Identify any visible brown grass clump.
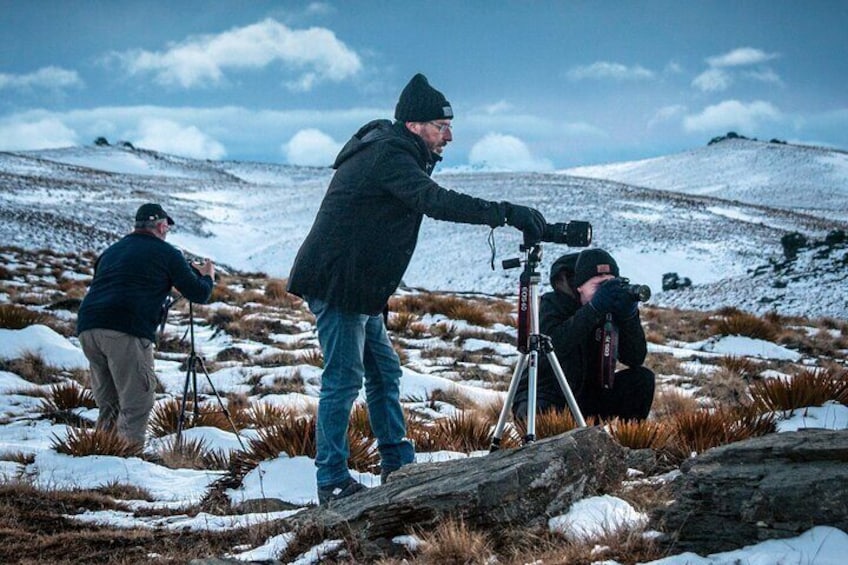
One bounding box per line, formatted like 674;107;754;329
608;418;673;450
639;306;712;343
650;388;701;419
432;411;493;453
750;367;848;414
241;412;378;474
349;403;372;438
148;398;244;438
0;303;46;329
263;278;292;304
415;517;494;564
243;402;299;428
0;351;63;384
712;309;779;341
514;408;580;440
695;366;751;407
94;480;154;501
300;348;324;368
665;406;776;464
248;370;305;396
40;382;96;414
154;437;231;470
52;426;143;457
428;386;478;410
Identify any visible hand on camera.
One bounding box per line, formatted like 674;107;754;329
196;259;215;281
504;203;546;244
590;278;636;317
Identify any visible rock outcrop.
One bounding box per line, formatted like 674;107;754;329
654;429;848;554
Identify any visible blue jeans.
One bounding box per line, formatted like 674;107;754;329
308;297;415;487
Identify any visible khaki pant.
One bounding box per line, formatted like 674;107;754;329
78;329;156;446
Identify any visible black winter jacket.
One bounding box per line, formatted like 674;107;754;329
77;232;213;341
287;120;507;315
514;288;647;412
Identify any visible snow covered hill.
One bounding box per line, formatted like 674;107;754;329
1;140;846;318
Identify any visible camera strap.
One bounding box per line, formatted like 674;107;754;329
596;314;619;390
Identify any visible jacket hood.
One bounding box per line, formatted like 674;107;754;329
333;120;441;170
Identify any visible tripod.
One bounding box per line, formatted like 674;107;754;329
491;243;587;450
175;301;245;450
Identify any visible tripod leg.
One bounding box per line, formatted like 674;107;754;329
195;356;247;451
490;353;528;451
546;351;588;428
525;351;539;443
176;355;194;445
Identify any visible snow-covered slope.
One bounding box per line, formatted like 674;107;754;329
564;138;848;222
1;141;846;318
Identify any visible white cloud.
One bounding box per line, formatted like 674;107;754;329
0;66;83;91
282;128;340;166
479;100;514;115
567;62;654;81
111;18;361;89
683;100;781;133
745;68;783;86
0;117;78;150
648;105;687;129
468;133;553;172
692;68;732;92
706;47;779;68
133;118;226;159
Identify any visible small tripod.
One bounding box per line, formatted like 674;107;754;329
175;301;245;450
491;243;587;450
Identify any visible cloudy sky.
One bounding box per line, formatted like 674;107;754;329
1;0;846;170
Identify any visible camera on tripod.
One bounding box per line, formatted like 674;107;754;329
619;277;652;302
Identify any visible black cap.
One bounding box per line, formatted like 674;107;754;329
573;248;619;289
135;203;174;226
394;73;454;122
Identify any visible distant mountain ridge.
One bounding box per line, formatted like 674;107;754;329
564;138;848;223
1;140;846;318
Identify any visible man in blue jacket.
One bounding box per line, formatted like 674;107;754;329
77;203;214;447
288;73;548;503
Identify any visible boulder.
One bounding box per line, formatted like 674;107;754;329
654;429;848;554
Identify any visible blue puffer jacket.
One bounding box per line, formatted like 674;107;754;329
77;232;213;341
287;120;507;315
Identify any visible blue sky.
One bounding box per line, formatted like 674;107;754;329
1;0;846;170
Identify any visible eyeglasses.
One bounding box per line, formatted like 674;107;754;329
427;121;452;133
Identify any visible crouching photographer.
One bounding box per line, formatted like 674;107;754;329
77;203;215;448
513;248;655;422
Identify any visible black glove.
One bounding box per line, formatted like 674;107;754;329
590;278;636;317
503;203;546;245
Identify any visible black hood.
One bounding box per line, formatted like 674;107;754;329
550;252;580;290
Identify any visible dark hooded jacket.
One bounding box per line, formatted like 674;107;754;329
287;120;506;315
514;262;647;415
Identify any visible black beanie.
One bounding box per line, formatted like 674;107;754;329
394;73;454;122
573;248;619;289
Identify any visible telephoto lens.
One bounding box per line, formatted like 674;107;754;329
542;221;592;247
620;278;651;302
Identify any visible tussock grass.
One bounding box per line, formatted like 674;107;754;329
248;370;305;396
665;406;776;464
415;517;494;564
390;292;513;328
0;450;34;466
608;418;673;450
432;411;493;452
148;398;246;438
514;408;580;440
428;387;478;410
0;303;46;329
651;388;701;419
0;351;63;384
750;367;848;413
52;426;143;457
695;366;752;407
639;306;713;343
712;308;779;341
40;382;96;412
95;480;154;501
240;412;378;474
300;348;324;368
243;402;299;428
154;437;232;470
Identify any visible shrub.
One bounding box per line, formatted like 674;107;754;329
52;427;142;457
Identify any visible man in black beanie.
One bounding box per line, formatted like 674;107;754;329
288;73;547;503
512;247;655;422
